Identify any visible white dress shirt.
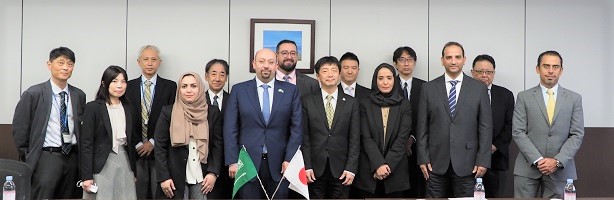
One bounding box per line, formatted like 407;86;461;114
207;89;224;111
44;81;76;147
256;78;275;114
444;73;464;104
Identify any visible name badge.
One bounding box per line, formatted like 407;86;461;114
62;132;72;144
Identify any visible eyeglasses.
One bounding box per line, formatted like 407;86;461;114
540;65;562;70
472;70;494;75
397;57;415;63
279;51;297;57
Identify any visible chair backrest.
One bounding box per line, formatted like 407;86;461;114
0;159;32;200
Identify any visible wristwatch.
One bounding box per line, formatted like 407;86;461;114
555;159;563;168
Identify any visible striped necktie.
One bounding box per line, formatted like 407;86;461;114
59;91;71;155
448;80;459;118
141;80;152;140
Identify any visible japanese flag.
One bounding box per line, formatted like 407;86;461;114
283;149;309;200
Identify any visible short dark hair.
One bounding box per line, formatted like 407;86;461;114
472;54;496;69
96;65;128;105
339;52;360;65
276;39;297;53
537;50;563;68
393;46;417;63
205;59;230;75
441;41;465;57
314;56;340;74
49;47;76;63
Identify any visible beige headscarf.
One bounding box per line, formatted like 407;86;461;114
170;72;209;163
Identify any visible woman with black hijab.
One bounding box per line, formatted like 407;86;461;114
353;63;412;197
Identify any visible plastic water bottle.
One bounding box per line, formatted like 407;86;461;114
3;176;16;200
474;177;485;200
564;179;576;200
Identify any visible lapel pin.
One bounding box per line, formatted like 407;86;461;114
278;88;284;93
342;97;346;101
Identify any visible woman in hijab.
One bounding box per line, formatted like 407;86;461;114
353;63;412;198
80;65;138;199
154;72;223;199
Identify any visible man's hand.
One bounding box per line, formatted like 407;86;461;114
537;158;558;175
406;137;415;156
375;164;391;180
473;166;487;178
491;145;497;154
137;140;154;157
281;161;290;173
82;179;95;193
228;164;238;178
339;170;355;186
160;179;176;198
419;163;432;180
305;169;316;183
201;173;217;194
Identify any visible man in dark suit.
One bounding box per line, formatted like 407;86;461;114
12;47;86;199
224;48;303;199
393;46;427;198
470;54;514;198
203;59;231;199
302;56;360;198
338;52;370;100
416;42;492;198
274;39;319;97
126;45;177;199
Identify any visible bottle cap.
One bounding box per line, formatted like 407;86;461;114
476;178;483;183
567;179;573;183
5;176;12;181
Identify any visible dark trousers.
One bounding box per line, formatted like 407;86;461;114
207;161;232;199
238;155;289;199
483;168;507;198
136;157;158;199
354;182;405;198
406;153;426;198
426;163;474;198
308;160;349;199
31;148;80;200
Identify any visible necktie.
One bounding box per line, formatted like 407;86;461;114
546;89;555;125
213;95;220;111
141;80;152;140
325;95;334;129
262;84;270;125
59;91;71;155
448;80;459;118
283;75;290;82
403;82;409;99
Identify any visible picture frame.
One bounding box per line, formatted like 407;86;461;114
250;18;316;74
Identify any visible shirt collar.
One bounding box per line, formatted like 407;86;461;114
321;88;339;102
276;69;296;81
340;81;357;90
141;74;158;85
399;76;413;86
444;73;464;83
207;89;222;99
50;80;70;95
255;77;274;88
540;83;559;95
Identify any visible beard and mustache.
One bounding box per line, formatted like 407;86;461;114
279;58;297;72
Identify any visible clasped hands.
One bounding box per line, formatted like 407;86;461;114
537;157;558;175
419;163;487;180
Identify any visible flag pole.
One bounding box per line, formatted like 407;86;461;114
270;176;285;200
242;145;271;200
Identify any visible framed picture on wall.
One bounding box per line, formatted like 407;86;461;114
250;18;316;74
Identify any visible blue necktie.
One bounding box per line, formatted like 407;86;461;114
448;80;459;118
59;91;71;155
262;84;270;125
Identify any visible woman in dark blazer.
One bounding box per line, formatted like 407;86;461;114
154;72;223;199
80;65;138;199
353;63;412;197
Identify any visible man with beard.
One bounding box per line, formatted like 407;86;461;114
275;39;320;97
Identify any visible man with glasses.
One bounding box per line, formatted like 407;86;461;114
275;39;319;97
512;51;584;198
471;54;514;198
393;46;426;198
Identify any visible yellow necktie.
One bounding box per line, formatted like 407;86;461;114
546;89;555;125
325;95;334;129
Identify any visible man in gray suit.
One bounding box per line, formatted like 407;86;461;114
416;42;492;198
12;47;86;199
274;39;319;97
512;50;584;198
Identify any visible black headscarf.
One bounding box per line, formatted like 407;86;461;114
369;63;404;107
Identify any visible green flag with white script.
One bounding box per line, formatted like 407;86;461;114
232;147;257;199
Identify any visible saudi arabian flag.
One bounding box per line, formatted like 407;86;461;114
232;147;258;199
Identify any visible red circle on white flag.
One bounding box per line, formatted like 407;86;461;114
298;167;307;185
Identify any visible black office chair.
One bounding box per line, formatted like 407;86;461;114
0;159;31;200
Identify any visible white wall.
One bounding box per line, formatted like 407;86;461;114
2;1;613;127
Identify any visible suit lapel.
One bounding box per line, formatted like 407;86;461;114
553;86;568;124
312;93;329;131
453;75;471;121
269;80;286;121
531;86;550;125
99;101;113;139
150;76;164;121
384;104;399;150
122;103;132;141
68;85;80;134
246;79;266;126
42;81;54;137
370;104;385;150
331;92;347;131
434;77;452;120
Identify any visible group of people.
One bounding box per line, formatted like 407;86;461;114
11;39;584;200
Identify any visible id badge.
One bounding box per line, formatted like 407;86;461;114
62;132;72;144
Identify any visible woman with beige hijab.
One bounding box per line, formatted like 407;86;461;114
154;72;223;199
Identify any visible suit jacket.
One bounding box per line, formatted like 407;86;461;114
12;80;86;170
126;75;176;154
512;85;584;181
397;77;426;149
490;84;515;170
337;83;370;100
154;105;223;199
354;98;412;194
205;90;229;113
224;79;303;181
296;71;320;97
416;74;492;176
301;90;360;178
80;100;138;180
